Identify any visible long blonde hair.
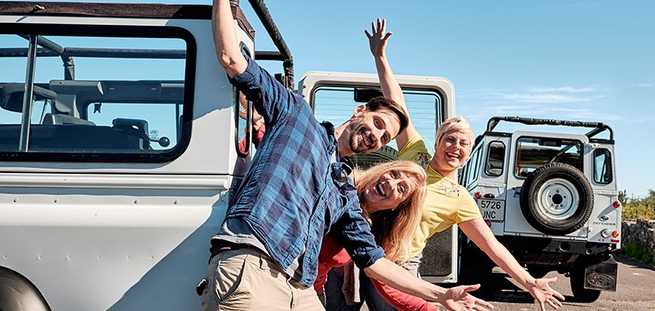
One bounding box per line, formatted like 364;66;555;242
354;160;426;262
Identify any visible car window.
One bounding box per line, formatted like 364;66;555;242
313;86;441;168
485;141;505;177
593;148;613;184
515;137;583;178
0;26;192;162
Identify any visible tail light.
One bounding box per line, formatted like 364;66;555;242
611;230;620;238
474;192;482;200
612;201;621;209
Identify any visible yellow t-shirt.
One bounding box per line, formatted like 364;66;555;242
398;133;482;260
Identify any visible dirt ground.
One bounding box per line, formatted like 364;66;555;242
471;255;655;311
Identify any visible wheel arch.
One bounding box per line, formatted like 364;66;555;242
0;266;51;311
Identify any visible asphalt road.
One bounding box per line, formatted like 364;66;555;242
472;255;655;311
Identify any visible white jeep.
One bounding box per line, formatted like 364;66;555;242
0;1;458;310
459;116;620;302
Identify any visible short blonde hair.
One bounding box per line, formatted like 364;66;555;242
355;160;426;262
436;116;474;145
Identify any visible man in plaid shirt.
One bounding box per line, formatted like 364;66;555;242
202;1;494;311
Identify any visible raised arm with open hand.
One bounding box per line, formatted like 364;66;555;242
365;18;392;58
365;18;417;150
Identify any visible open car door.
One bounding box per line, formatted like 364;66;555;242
299;71;459;283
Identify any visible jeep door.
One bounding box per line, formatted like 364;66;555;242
587;141;621;246
0;4;251;310
299;72;459;282
505;131;590;238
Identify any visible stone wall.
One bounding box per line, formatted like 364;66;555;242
621;220;655;260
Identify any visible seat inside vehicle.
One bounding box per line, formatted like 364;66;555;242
42;113;95;126
0;123;150;153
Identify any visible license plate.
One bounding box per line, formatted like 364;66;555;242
479;199;505;222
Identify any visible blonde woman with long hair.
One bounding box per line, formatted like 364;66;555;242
363;18;566;311
314;160;429;308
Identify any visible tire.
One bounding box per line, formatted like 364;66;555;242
520;162;593;235
570;266;602;303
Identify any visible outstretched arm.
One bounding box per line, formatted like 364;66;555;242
460;218;565;310
334;203;492;311
212;0;247;78
366;18;418;150
371;278;438;311
364;258;493;311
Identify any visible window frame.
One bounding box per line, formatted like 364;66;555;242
311;84;443;146
465;144;483;189
592;148;613;185
513;136;584;179
484;140;506;177
0;23;196;163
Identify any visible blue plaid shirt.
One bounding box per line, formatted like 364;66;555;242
215;57;384;286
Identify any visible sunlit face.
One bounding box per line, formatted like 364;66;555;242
345;108;401;154
362;169;419;213
434;130;473;173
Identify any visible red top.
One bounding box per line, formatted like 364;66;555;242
315;235;437;311
238;123;266;153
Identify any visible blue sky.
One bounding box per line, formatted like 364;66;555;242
8;0;655;197
247;0;655;198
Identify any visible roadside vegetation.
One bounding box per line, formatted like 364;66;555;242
622;242;655;265
620;190;655;221
618;190;655;266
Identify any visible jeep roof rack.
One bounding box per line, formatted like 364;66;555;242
0;0;294;87
485;116;614;141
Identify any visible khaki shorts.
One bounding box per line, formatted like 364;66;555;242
200;248;324;311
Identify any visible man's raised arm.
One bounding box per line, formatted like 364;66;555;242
212;0;298;126
366;18;418;151
212;0;247;78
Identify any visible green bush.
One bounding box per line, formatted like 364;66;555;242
623;203;655;220
622;242;655;266
620;189;655;221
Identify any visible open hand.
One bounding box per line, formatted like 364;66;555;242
526;277;565;310
365;18;392;58
441;284;494;311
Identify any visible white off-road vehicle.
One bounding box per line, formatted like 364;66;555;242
0;1;458;310
459;116;620;302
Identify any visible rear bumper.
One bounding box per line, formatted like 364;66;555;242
498;236;614;265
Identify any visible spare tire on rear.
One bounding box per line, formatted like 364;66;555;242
520;162;593;235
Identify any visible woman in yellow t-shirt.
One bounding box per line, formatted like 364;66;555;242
363;18;565;311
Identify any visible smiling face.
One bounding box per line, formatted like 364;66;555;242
345;107;401;154
362;169;419;213
433;130;473;174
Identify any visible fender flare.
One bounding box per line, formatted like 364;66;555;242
0;266;50;311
